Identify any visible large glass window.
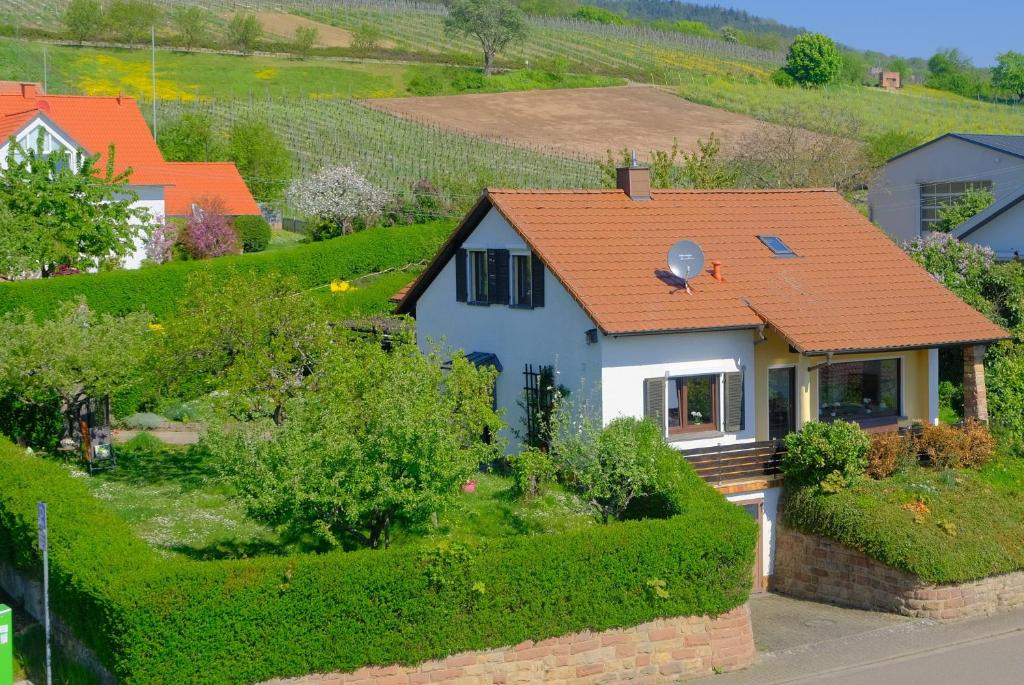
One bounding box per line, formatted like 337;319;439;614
920;180;992;233
469;250;488;303
667;375;719;434
819;359;901;423
511;253;532;306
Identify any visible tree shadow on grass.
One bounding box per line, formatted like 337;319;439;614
99;441;219;492
170;537;290;561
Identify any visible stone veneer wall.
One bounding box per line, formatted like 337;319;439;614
264;606;755;685
772;527;1024;620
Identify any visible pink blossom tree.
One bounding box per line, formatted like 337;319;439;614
181;198;240;259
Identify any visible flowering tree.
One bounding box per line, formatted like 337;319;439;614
180;199;239;259
287;166;390;236
144;219;178;265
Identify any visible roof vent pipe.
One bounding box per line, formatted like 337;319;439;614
616;151;651;202
711;260;723;281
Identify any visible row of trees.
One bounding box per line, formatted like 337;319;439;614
63;0;316;55
926;48;1024;101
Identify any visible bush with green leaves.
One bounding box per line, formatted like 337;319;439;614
226;12;262;53
783;33;842;86
932;188;994;233
0;435;755;682
508;447;556;497
781;420;871;486
62;0;104;42
233;215;271;253
552;416;665;522
0;220;453;321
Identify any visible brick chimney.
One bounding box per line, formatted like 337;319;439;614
20;83;39;98
963;344;989;421
616;150;651;201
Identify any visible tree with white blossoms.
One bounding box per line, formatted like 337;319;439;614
287;165;390;237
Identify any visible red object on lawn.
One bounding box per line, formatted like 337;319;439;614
461;480;477;493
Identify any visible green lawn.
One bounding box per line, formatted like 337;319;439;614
783;453;1024;583
307;267;420;319
85;435;595;559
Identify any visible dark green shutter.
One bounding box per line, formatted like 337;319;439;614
455;249;467;302
724;371;744;432
643;377;666;435
531;252;545;307
490;249;509;305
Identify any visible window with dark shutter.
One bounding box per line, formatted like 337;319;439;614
724;371;744;432
455;249;467;302
531;252;545;307
489;249;509;305
643;377;666;436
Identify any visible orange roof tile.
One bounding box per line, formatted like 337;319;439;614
400;188;1008;354
0;93;164;177
156;162;260;216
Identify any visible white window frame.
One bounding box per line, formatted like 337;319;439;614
467;249;488;304
509;250;532;307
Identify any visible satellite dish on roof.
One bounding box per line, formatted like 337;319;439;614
667;240;705;281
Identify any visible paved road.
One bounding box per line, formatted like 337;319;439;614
705;594;1024;685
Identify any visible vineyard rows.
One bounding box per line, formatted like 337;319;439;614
154;95;604;205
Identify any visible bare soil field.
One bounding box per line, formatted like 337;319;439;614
255;12;396;49
369;85;776;160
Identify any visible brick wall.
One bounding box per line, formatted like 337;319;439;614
262;606;755;685
772;527;1024;620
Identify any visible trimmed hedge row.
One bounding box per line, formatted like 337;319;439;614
0;221;454;321
0;437;756;684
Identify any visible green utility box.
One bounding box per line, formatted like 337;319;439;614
0;603;11;685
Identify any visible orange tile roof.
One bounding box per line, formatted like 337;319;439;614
0;93;164;177
0;93;258;216
400;188;1009;354
157;162;261;217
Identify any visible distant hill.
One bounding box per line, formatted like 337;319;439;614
588;0;806;38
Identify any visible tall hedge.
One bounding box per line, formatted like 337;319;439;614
0;221;454;321
0;437;756;684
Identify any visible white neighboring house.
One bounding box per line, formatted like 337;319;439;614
869;132;1024;259
398;166;1007;590
0;82;259;272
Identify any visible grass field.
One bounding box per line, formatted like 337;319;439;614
83;435;594;559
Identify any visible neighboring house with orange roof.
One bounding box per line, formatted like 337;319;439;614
398;164;1008;588
0;82;259;269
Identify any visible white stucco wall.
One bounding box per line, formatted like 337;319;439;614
960;201;1024;260
120;186;164;270
869;136;1024;244
414;208;602;450
727;487;782;576
0;118;81;170
599;329;757;450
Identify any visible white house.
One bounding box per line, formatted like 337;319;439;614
869;133;1024;259
398;166;1007;590
0;82;259;270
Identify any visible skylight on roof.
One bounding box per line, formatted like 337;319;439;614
758;235;796;257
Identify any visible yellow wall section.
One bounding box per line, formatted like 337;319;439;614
754;327;933;440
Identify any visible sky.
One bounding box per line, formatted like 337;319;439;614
700;1;1023;66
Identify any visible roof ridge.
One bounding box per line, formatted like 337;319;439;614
487;187;839;195
0;93;140;101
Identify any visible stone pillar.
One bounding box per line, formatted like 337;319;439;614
963;344;988;422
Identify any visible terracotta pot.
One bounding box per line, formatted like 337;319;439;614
461;479;477;493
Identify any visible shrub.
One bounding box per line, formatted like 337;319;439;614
119;412;165;430
866;432;917;479
919;420;996;469
234;215;271;253
144;220;178;265
784;33;842;86
552;417;664;522
770;67;797;88
0;436;755;683
782;420;871;486
181;206;239;259
508;448;556;497
0;220;454;321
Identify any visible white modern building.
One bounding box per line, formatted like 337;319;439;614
869;132;1024;259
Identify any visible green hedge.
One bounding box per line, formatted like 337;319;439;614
0;221;453;321
0;437;755;684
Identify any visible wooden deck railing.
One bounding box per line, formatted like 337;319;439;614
680;440;785;486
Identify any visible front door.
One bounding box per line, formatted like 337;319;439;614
741;501;764;593
768;366;796;441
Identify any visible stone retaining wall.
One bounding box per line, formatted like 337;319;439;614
264;606;755;685
772;527;1024;620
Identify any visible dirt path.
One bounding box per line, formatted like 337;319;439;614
255;12;396;50
369;84;778;160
